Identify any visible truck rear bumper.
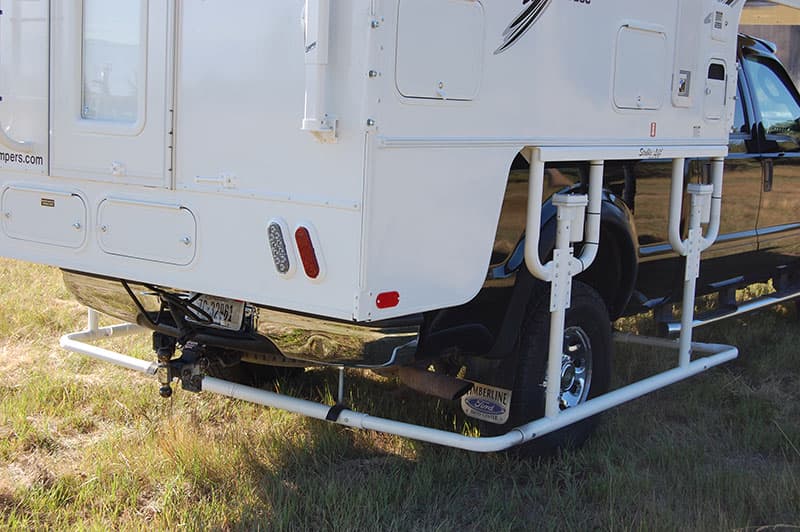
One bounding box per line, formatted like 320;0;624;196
61;270;420;368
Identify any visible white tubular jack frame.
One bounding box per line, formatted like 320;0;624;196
524;148;735;426
59;147;738;453
60;309;155;374
59;315;736;452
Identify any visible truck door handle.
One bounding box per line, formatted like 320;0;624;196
763;159;774;193
0;123;35;153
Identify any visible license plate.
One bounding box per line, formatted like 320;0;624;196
187;294;245;331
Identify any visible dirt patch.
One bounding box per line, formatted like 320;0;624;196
2;453;56;492
0;342;35;382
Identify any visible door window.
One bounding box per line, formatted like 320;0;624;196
81;0;143;123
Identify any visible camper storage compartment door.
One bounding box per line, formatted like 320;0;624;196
97;198;196;266
613;24;668;111
49;0;173;187
1;186;87;248
0;0;49;175
395;0;484;101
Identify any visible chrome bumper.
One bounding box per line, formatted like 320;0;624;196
61;271;420;368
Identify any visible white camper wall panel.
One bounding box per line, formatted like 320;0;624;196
0;0;49;175
672;0;705;108
354;0;744;320
175;0;366;203
357;144;514;321
371;0;739;142
0;1;369;321
0;181;364;320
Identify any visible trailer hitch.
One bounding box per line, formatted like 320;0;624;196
152;333;211;397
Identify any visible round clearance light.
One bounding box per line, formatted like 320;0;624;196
295;226;321;279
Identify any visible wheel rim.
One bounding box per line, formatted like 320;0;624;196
559;326;593;410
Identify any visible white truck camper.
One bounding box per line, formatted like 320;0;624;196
2;0;791;454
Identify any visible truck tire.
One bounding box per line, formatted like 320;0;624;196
483;280;612;456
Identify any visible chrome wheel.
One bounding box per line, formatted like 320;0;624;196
480;280;611;455
559;326;593;410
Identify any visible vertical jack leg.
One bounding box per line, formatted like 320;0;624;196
153;333;177;398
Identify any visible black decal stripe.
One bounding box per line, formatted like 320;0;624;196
496;0;553;54
502;0;549;38
506;0;537;32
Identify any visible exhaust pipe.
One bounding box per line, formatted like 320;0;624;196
397;366;473;401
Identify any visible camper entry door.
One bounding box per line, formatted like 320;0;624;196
0;0;49;176
50;0;174;188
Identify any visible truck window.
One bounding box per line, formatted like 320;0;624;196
81;0;143;123
742;55;800;137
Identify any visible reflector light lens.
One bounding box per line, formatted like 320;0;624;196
295;227;320;279
376;291;400;309
267;222;291;275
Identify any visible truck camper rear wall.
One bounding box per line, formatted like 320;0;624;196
0;0;744;322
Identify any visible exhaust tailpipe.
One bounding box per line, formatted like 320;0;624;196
397;366;473;401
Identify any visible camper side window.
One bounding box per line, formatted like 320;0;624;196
81;0;143;123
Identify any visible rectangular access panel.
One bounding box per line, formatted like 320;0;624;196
50;0;173;188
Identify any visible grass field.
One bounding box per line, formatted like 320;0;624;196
1;257;799;530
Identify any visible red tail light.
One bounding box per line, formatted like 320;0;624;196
295;227;320;279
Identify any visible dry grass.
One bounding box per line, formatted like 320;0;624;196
0;257;799;530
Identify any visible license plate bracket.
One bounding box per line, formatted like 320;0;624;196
186;294;245;331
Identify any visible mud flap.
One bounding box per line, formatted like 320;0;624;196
460;382;512;425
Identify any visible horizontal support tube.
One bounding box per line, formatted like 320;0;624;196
204;343;736;452
60;324;156;375
515;345;738;442
664;290;800;335
202;376;525;452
